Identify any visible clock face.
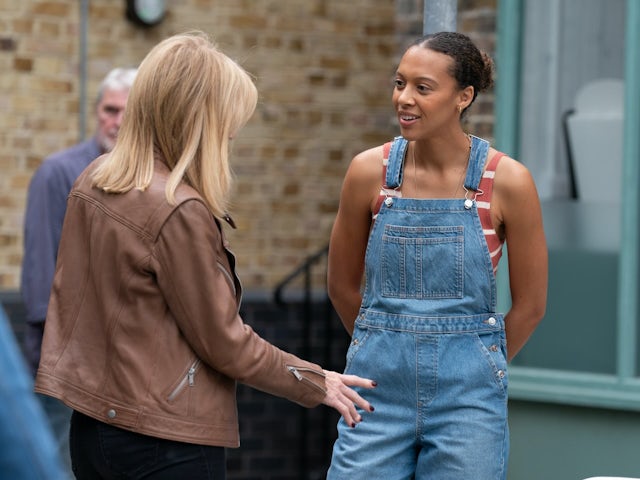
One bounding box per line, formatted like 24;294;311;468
127;0;166;27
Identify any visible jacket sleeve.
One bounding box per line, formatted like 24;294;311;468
151;199;327;408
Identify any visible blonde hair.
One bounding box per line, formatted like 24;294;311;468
92;31;258;217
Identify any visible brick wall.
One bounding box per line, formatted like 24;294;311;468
0;0;398;292
0;0;496;295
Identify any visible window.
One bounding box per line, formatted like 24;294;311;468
496;0;640;410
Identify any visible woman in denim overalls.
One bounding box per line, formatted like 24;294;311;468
327;32;548;479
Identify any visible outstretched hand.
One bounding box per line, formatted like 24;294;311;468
321;370;376;427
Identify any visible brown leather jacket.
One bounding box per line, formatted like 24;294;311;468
35;158;327;447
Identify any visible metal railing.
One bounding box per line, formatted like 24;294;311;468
273;244;344;479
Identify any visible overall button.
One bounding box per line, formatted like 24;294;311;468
489;344;499;352
384;197;393;207
497;370;505;379
486;317;496;326
107;409;117;419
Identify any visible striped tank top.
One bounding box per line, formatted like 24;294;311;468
373;141;505;274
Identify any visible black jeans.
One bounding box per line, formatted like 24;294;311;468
70;411;226;479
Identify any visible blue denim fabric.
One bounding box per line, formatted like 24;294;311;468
0;305;65;479
70;411;226;479
327;136;509;480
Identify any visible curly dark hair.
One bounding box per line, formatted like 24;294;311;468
409;31;494;112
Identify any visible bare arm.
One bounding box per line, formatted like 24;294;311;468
328;147;382;335
493;156;548;361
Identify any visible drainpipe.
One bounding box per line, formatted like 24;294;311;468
79;0;89;141
423;0;457;34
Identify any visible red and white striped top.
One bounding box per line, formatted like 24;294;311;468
476;152;505;274
373;142;505;275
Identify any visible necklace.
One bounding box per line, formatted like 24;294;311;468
411;134;472;198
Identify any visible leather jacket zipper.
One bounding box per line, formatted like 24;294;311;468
286;366;327;395
167;359;201;402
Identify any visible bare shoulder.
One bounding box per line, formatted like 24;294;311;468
486;148;542;233
491;149;538;199
347;145;385;181
341;144;386;197
336;144;387;218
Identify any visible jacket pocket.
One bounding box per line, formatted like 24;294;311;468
167;359;201;403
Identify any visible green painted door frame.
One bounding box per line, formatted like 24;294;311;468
618;0;640;379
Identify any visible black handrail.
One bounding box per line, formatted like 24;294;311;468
562;108;579;200
273;244;329;306
272;244;335;479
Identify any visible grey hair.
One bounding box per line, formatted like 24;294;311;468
96;67;138;103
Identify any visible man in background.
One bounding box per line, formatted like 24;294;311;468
21;67;137;476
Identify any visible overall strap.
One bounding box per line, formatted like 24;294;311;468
385;136;409;189
463;135;491;191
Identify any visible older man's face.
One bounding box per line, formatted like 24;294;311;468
96;88;130;152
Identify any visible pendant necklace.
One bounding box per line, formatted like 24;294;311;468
411;134;472;199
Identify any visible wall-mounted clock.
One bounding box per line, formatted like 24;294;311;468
126;0;166;28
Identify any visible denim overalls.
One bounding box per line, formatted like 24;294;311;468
327;136;509;480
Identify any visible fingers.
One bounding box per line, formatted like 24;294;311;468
343;384;375;414
321;370;377;428
337;373;378;389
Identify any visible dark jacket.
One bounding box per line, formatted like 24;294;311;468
21;138;101;373
35;157;326;447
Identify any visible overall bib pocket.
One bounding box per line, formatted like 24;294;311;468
381;224;464;299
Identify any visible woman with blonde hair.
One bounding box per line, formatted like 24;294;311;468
35;32;375;479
